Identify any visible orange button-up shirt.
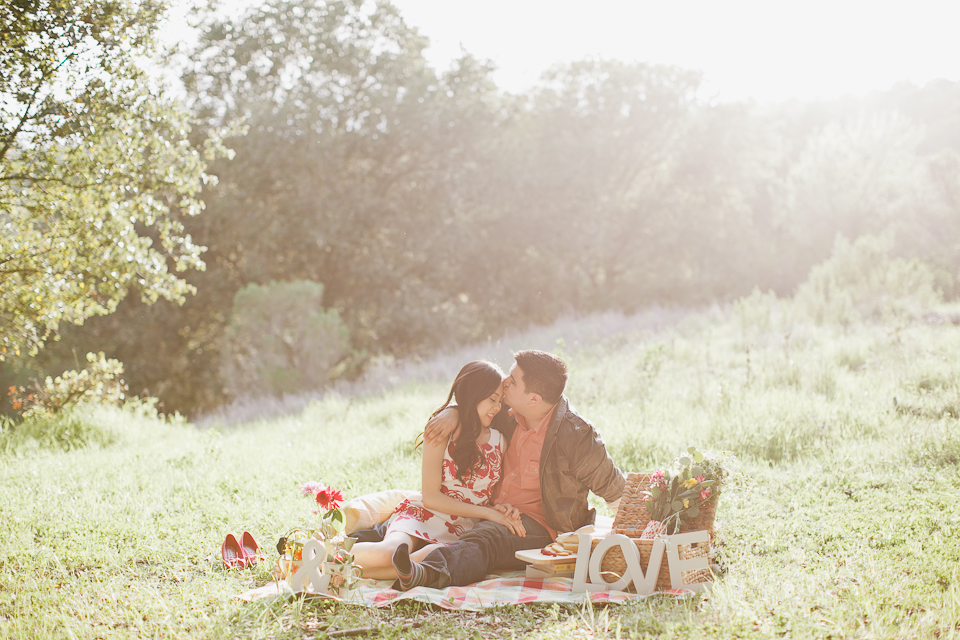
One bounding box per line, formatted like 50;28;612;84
495;407;557;539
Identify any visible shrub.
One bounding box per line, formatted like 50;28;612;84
0;408;116;452
793;234;945;325
733;287;784;335
220;280;351;398
7;352;126;418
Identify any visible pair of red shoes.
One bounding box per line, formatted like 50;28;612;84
222;531;263;569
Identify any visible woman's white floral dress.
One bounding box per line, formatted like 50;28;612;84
386;429;504;544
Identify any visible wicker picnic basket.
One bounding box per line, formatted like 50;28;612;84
591;471;718;588
611;472;719;540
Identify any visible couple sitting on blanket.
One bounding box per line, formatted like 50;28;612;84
351;349;625;590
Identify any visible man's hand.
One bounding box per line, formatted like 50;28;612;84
489;504;526;537
424;407;459;446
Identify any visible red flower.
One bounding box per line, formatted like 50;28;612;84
315;485;344;511
700;488;711;501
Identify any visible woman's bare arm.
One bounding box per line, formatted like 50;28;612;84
421;435;525;536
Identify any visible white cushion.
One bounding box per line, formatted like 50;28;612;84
343;489;418;534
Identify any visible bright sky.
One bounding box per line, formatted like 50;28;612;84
163;0;960;103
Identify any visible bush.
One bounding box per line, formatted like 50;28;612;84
0;407;117;452
793;234;945;325
6;352;126;418
220;280;351;398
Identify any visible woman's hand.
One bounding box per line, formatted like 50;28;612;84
424;407;459;447
486;505;526;537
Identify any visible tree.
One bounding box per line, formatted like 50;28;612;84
509;59;704;311
184;0;505;353
0;0;225;359
220;281;350;398
778;113;930;277
11;0;515;415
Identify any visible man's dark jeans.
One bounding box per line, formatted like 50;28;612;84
351;521;390;544
418;515;554;588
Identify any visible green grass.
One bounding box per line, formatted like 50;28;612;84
2;301;960;639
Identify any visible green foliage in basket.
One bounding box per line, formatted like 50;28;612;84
642;446;726;533
673;447;739;489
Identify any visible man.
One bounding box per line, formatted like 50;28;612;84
391;349;625;590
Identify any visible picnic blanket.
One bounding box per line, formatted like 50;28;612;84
239;571;694;611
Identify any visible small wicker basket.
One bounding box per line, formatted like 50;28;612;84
611;472;719;540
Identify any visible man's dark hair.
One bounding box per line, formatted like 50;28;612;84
514;350;567;405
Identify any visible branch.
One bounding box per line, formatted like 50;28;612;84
0;82;45;166
0;46;86;165
0;173;101;190
0;267;45;276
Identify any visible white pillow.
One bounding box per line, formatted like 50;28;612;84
343;489;419;534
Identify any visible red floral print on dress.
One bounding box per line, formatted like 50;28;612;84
384;430;505;545
396;503;432;522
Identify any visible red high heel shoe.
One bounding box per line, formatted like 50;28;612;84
222;533;246;569
240;531;263;566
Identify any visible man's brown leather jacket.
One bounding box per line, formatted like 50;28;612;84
495;396;625;534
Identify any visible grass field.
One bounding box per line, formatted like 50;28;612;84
2;290;960;639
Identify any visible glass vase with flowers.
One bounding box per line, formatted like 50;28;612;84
276;482;362;595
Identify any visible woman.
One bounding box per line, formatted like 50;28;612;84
351;360;524;580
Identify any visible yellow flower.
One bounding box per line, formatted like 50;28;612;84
683;478;697;489
683;499;689;509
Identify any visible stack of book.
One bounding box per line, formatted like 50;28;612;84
515;530;585;578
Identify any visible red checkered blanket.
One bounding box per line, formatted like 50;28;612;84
239;572;693;611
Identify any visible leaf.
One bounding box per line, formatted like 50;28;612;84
686;506;700;517
671;500;683;512
693;451;704;463
678;456;691;467
687;446;697;454
650;487;661;498
691;466;704;477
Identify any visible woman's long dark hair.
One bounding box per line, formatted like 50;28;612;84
426;360;504;482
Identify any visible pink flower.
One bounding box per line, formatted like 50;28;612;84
315;485;344;511
695;476;705;484
300;481;324;497
700;488;711;501
650;470;668;488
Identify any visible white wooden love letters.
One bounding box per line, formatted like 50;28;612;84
287;538;331;594
571;530;712;594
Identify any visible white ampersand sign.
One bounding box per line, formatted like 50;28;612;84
288;539;330;594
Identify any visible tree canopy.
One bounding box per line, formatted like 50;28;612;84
0;0;223;359
4;0;960;417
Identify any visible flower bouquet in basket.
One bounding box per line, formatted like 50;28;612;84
639;446;729;538
276;482;363;596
